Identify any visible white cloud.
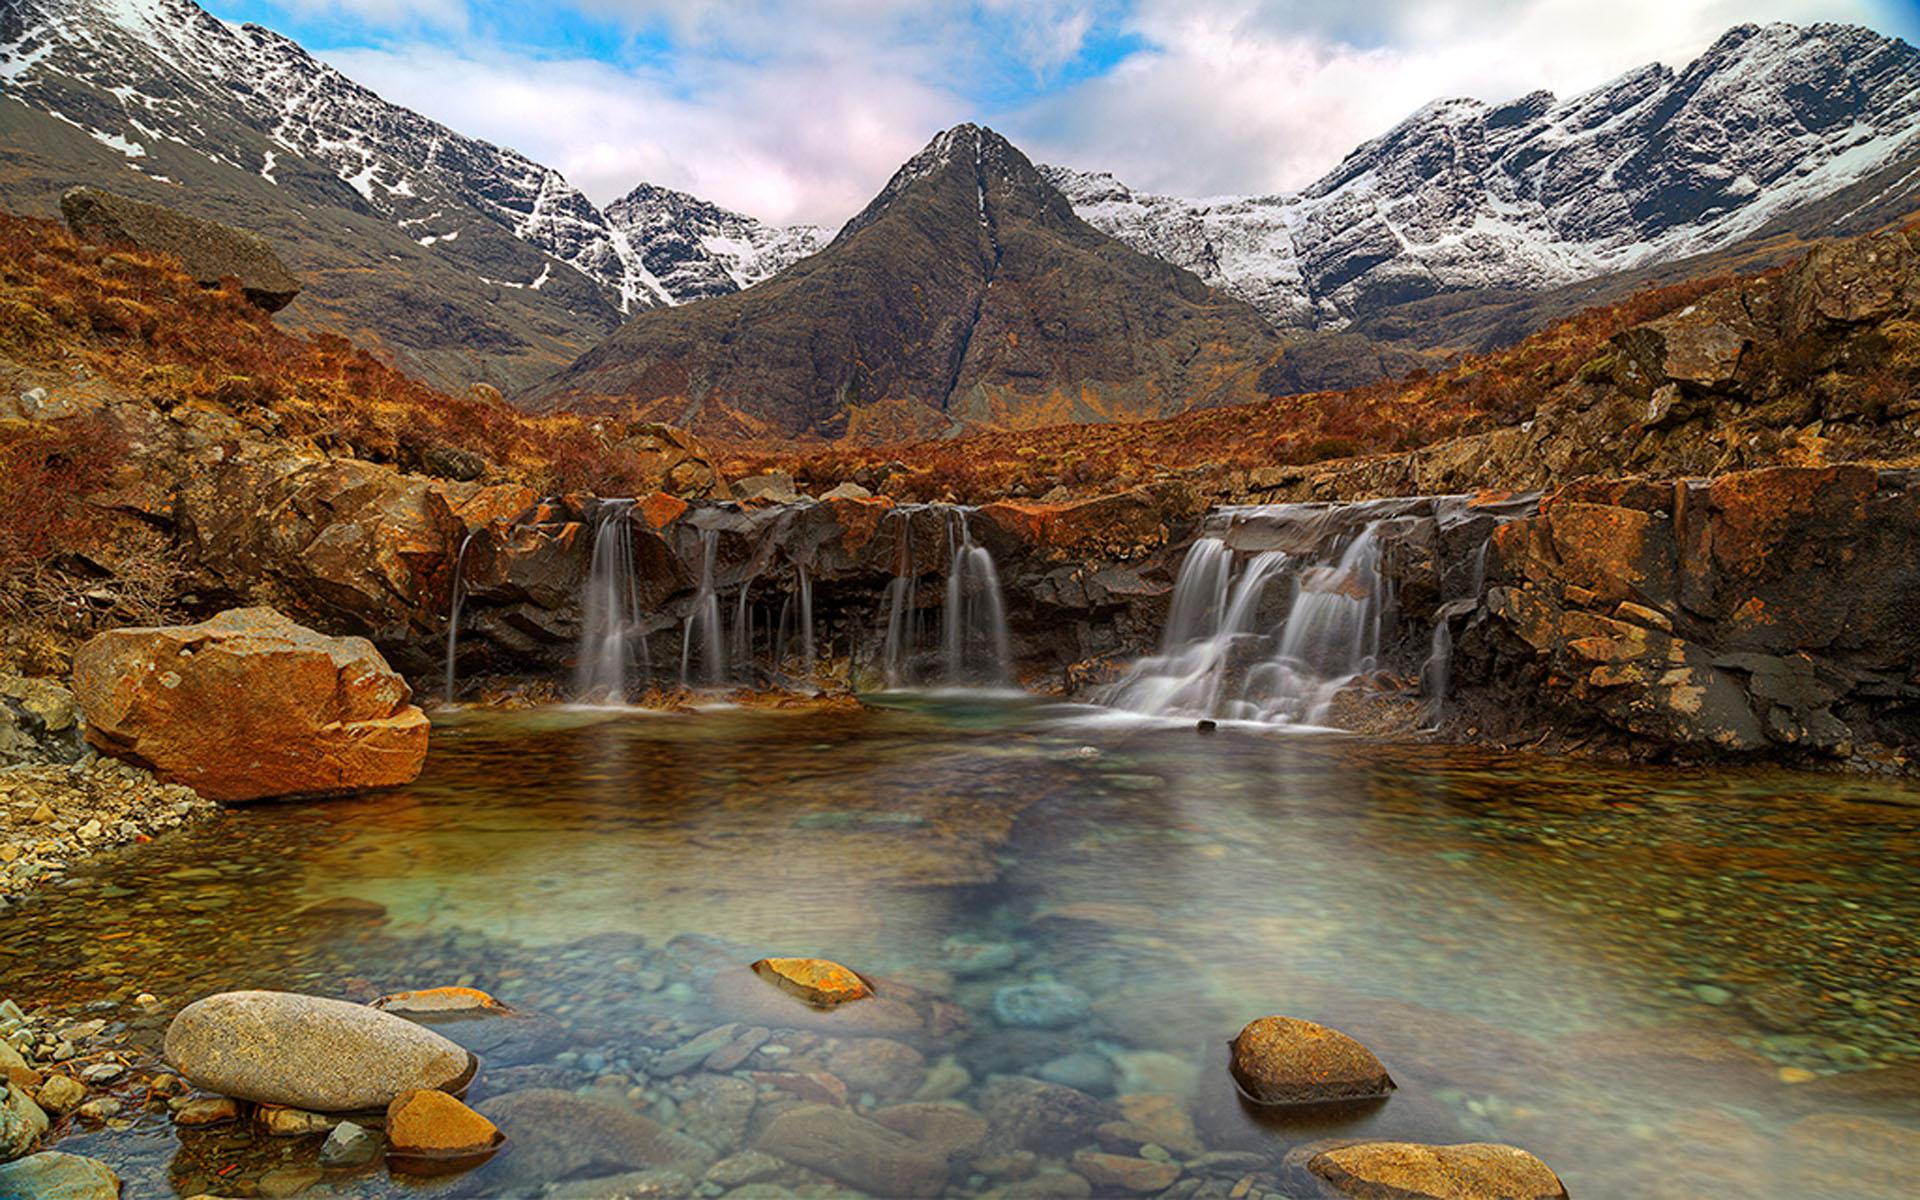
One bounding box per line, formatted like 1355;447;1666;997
1005;0;1897;197
285;0;1908;225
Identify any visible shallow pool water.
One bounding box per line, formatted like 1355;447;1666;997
7;697;1920;1197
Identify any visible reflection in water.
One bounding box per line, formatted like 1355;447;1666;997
9;699;1919;1198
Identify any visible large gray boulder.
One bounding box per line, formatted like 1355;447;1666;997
163;991;474;1111
0;1151;120;1199
60;186;302;312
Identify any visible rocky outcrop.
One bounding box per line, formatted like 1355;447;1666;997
163;990;474;1112
1456;465;1920;768
72;608;429;801
59;187;302;312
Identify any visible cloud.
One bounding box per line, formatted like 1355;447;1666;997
241;0;1912;226
1005;0;1899;197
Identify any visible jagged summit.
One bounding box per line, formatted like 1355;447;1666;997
526;123;1281;440
1048;21;1920;331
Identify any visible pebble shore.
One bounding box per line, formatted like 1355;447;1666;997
0;754;217;900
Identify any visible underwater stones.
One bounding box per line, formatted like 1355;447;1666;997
374;987;569;1067
544;1167;696;1198
872;1102;990;1157
750;957;872;1008
72;608;429;802
993;982;1092;1029
1229;1017;1395;1106
0;1151;120;1200
977;1076;1112;1155
1070;1149;1182;1193
710;966;924;1037
371;986;504;1015
822;1037;927;1098
319;1121;381;1168
171;1096;240;1126
385;1088;503;1172
474;1089;712;1188
163;990;474;1111
756;1104;948;1197
941;936;1023;977
1295;1141;1568;1200
0;1081;48;1160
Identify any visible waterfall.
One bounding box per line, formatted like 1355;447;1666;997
879;510;921;687
941;510;1012;685
1104;495;1529;727
576;501;649;703
796;564;815;675
731;567;761;678
681;527;725;688
441;529;479;704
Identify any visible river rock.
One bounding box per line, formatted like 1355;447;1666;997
0;1081;48;1160
977;1076;1111;1155
992;982;1092;1029
1229;1016;1395;1106
163;990;474;1111
750;957;873;1007
35;1074;86;1116
319;1121;381;1168
72;608;429;801
60;186;303;311
1297;1141;1568;1199
474;1088;712;1188
386;1088;502;1170
872;1101;990;1157
0;1151;120;1199
1071;1149;1182;1193
544;1168;695;1199
756;1104;948;1197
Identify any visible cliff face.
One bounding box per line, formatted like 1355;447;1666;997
522;126;1282;441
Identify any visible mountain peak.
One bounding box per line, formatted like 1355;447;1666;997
837;122;1052;242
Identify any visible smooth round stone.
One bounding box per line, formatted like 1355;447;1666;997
992;982;1092;1029
0;1152;120;1200
750;957;873;1008
1303;1141;1569;1199
386;1089;503;1172
163;990;475;1112
1228;1016;1395;1106
1036;1050;1115;1094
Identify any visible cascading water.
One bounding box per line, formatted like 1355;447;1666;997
879;509;922;687
442;529;478;703
941;510;1012;685
681;527;725;688
575;501;650;703
1104;495;1529;727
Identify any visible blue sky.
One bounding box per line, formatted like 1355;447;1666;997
199;1;1920;225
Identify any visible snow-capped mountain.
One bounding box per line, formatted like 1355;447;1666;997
0;0;822;316
1047;23;1920;330
605;184;826;307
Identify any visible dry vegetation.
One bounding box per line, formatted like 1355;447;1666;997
722;270;1756;502
0;211;652;494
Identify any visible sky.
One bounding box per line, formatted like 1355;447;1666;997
200;0;1920;228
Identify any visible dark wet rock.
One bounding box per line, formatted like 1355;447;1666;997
171;1095;241;1126
0;1151;120;1199
976;1076;1112;1155
60;186;303;312
475;1088;713;1188
1228;1016;1395;1106
163;990;473;1111
389;1006;571;1068
1288;1141;1568;1200
0;676;82;766
318;1121;381;1168
755;1103;948;1197
73;608;429;801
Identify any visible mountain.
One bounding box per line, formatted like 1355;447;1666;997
522;124;1283;441
0;0;822;389
1045;23;1920;336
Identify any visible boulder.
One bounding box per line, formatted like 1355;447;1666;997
1228;1016;1395;1106
385;1088;503;1171
72;608;429;801
163;990;474;1111
0;1082;48;1161
733;472;798;503
750;957;873;1008
0;1152;120;1199
755;1104;948;1197
1296;1141;1568;1199
474;1089;711;1188
60;186;302;312
613;422;730;500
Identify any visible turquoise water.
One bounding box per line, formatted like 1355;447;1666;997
7;697;1919;1197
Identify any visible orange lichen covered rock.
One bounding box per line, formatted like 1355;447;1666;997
1228;1016;1395;1106
386;1088;503;1171
370;987;505;1016
72;607;428;802
1302;1141;1568;1200
751;957;873;1008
